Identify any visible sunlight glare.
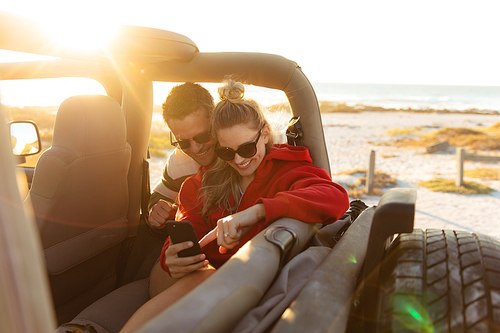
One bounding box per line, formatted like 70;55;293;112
282;308;296;322
42;18;118;53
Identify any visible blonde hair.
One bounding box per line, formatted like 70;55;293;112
200;79;273;221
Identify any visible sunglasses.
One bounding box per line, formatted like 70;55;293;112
215;129;262;161
170;129;212;150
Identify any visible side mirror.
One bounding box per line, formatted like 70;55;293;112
9;121;42;157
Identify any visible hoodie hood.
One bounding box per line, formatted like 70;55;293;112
265;144;313;163
254;144;314;182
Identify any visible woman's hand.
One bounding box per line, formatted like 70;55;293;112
198;204;266;254
163;237;208;279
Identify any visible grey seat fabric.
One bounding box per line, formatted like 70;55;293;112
56;279;150;333
27;95;131;323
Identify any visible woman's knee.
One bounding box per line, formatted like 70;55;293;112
149;262;179;298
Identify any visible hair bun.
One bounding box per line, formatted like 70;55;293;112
218;79;245;102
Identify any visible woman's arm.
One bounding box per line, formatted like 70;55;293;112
257;164;349;224
159;176;211;276
198;203;266;254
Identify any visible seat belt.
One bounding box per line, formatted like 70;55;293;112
286;116;303;146
116;158;151;286
141;158;151;221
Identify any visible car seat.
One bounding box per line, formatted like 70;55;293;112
26;95;132;324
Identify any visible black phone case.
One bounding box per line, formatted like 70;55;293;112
166;221;202;257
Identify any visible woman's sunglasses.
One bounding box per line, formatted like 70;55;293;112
215;129;262;161
170;129;212;150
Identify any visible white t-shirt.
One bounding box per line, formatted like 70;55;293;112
150;148;200;206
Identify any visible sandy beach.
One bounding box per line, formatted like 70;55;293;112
324;111;500;240
150;111;500;241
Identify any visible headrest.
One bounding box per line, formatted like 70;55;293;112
52;95;127;156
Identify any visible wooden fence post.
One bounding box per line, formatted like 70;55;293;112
456;147;465;187
366;150;376;195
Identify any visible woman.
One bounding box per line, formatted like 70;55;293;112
120;80;349;332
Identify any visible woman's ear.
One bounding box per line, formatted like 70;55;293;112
262;124;271;144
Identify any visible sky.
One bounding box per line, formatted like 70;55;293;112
1;0;500;106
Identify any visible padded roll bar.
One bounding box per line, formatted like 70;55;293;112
138;218;320;333
271;188;416;333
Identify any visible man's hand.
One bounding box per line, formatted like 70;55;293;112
163;238;208;279
148;200;178;229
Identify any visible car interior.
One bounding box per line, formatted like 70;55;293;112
1;10;419;333
27;95;131;322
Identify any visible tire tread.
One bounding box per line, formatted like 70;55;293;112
374;229;500;332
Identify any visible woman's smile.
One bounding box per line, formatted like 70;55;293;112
217;123;270;183
236;160;251;169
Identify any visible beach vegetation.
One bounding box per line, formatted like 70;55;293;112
4;105;57;144
485;122;500;133
380;154;398;158
4;105;56;167
51;101;496;118
418;178;494;195
334;169;397;198
335;169;367;175
464;168;499;180
319;102;362;113
267;103;290;113
316;102;499;115
388;125;500;151
149;129;174;157
4;105;175;159
358;171;398;189
384;127;427;138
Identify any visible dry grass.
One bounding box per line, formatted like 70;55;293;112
418;178;494;195
4;106;57;144
389;125;500;151
319;102;362;113
149;129;174;157
380;154;398;158
267;102;500;115
335;169;367;175
384;127;427;137
464;168;499;180
267;103;291;113
335;169;397;198
485;122;500;133
5;105;176;159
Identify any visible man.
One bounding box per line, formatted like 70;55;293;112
148;82;218;229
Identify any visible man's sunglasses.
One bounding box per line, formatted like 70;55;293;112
215;129;262;161
170;130;212;150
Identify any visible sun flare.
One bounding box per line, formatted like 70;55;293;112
43;18;118;52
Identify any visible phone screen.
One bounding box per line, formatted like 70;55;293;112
166;221;203;257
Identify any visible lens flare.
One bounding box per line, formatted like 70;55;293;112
393;295;434;332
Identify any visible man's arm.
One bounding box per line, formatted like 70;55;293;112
148;149;200;229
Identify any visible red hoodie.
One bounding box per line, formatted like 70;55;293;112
160;144;349;273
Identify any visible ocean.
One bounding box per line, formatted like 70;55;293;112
311;83;500;113
2;79;500;114
156;82;500;114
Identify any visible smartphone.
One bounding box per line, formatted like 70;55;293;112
165;221;203;257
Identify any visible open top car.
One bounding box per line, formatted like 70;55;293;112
2;11;500;333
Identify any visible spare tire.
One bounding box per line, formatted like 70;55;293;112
373;228;500;332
